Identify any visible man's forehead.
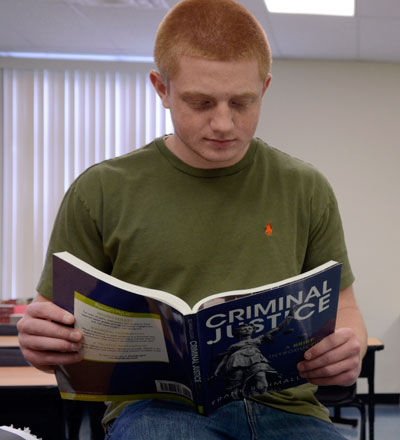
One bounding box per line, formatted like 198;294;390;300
167;57;265;97
172;55;262;80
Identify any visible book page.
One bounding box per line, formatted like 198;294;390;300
74;292;169;363
192;260;338;313
54;251;192;315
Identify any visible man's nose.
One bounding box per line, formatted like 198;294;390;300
209;103;234;133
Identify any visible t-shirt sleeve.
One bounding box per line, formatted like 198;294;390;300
302;177;354;291
36;180;112;300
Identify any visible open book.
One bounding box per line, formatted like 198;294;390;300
53;251;342;415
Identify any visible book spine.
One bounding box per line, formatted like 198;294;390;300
185;314;205;415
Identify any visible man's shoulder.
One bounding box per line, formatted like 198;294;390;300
63;138;163;206
254;138;327;183
72;138;161;187
86;139;159;175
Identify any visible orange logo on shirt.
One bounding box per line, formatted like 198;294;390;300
265;223;273;236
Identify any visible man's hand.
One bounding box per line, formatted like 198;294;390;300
17;294;83;373
297;285;367;387
297;327;362;386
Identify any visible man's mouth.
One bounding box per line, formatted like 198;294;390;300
205;138;236;147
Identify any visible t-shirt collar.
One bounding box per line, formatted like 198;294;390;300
155;136;257;178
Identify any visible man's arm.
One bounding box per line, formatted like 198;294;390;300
297;285;368;386
17;293;83;373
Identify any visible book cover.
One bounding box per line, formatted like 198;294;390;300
52;252;342;415
53;254;194;407
192;268;341;414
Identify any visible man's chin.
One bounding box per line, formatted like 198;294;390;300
198;148;248;168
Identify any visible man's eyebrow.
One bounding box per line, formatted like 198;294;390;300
180;91;259;101
230;92;259;101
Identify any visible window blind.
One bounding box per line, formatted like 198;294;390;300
1;65;173;300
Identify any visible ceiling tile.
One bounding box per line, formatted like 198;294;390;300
1;0;400;63
359;17;400;61
357;0;400;18
62;0;169;8
0;0;117;53
267;15;358;60
74;6;166;55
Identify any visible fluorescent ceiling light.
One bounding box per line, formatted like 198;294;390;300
264;0;355;17
0;52;154;63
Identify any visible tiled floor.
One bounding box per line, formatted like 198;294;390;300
334;405;400;439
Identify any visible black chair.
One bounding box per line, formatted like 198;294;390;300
315;338;384;440
316;383;366;440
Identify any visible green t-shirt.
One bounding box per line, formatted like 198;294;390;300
38;137;354;424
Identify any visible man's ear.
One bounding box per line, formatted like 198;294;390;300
150;70;170;108
262;73;272;97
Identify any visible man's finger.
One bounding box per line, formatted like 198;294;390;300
22;300;75;325
303;327;355;360
303;367;360;387
299;337;360;372
299;356;360;380
23;348;84;368
18;318;82;343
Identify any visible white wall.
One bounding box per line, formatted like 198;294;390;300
256;59;400;394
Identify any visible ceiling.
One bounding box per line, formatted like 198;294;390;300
1;0;400;63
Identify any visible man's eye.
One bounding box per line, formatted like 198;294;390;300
191;101;212;109
231;101;248;108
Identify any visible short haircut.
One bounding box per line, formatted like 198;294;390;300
154;0;272;82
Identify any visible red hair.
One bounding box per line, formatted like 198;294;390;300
154;0;272;81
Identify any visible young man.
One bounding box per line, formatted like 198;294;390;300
18;0;367;438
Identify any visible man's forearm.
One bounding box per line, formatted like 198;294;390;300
335;285;368;359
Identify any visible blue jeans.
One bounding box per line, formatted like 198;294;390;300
105;399;346;440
